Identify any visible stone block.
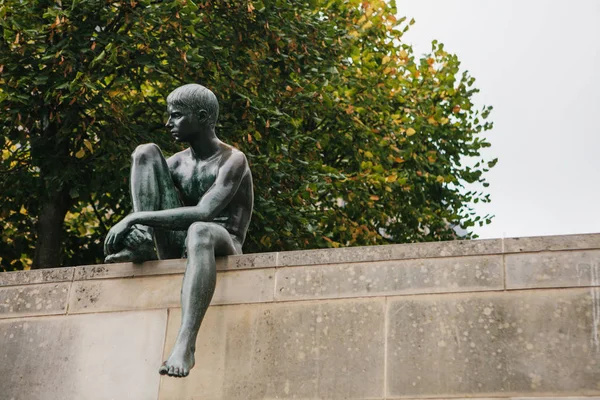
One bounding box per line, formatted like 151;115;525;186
73;253;277;281
0;267;73;287
218;251;278;270
396;398;503;400
504;233;600;254
396;398;600;400
74;259;186;280
506;250;600;289
389;239;502;261
278;239;502;267
276;255;503;301
159;298;385;400
0;282;70;319
69;274;180;314
0;310;166;400
387;289;600;398
278;245;395;267
512;398;600;400
69;268;274;314
211;268;274;305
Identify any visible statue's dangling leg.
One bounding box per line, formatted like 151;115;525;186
105;143;184;263
159;222;241;377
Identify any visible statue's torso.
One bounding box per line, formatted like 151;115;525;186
172;153;220;206
168;146;253;244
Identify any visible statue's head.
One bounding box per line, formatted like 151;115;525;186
166;84;219;130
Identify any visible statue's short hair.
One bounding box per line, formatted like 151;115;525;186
167;84;219;128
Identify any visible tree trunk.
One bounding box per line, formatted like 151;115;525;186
32;189;71;269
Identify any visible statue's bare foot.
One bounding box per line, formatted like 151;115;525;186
159;344;195;377
104;246;156;264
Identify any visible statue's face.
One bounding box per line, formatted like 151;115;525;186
166;103;201;142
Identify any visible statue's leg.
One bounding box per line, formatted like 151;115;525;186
159;222;241;377
105;143;184;263
129;143;185;259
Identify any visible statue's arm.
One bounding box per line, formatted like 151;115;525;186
125;151;247;230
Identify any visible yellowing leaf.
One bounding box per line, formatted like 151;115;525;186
382;55;390;64
75;149;85;158
83;139;93;153
399;49;408;59
436;176;445;183
370;195;379;201
386;175;397;182
361;20;373;30
19;206;27;215
406;127;416;136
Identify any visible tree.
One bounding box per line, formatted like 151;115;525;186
0;0;495;270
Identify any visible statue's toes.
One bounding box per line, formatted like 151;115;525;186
158;363;169;375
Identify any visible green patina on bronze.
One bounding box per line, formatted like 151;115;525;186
104;84;253;378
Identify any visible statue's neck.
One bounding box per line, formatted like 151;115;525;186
189;133;221;160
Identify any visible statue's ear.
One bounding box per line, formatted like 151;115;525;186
197;109;209;123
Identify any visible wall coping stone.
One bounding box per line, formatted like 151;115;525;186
1;232;599;286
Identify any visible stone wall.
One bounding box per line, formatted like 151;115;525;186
1;233;599;400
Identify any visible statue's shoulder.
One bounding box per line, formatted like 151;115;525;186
166;148;191;172
220;144;249;167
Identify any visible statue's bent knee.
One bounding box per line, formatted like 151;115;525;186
132;143;162;164
186;222;213;247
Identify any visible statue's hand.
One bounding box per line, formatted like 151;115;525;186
123;226;153;248
104;218;132;256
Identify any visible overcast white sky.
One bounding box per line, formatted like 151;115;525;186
400;0;600;239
